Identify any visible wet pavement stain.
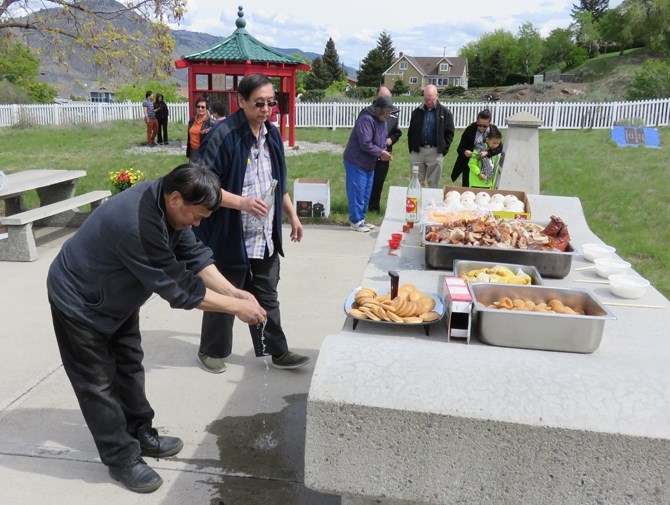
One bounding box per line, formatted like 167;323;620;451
205;393;341;505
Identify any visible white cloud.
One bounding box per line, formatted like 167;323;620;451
169;0;627;68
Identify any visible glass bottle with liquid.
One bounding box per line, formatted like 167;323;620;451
405;166;421;223
251;179;278;229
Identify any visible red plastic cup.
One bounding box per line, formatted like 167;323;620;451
388;239;401;249
406;221;414;229
402;224;411;233
391;233;403;242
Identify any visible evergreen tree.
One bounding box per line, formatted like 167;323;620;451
468;53;486;88
571;0;609;22
322;38;346;83
304;57;331;90
357;31;396;87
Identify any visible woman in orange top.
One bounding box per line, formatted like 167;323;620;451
186;98;214;161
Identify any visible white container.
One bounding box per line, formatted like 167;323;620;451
608;274;650;299
594;257;631;278
293;178;330;218
582;243;616;262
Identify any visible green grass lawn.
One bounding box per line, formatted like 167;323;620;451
1;120;668;297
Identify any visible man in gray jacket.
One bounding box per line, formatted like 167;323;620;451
47;163;265;493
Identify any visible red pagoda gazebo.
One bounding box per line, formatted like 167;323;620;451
175;6;311;146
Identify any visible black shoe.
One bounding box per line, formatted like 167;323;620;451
136;423;183;458
108;457;162;493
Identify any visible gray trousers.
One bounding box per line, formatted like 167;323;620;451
410;147;443;188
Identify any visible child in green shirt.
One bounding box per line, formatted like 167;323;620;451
469;127;503;189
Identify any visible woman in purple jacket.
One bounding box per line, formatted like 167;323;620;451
343;95;397;232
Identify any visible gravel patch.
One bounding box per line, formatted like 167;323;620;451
125;141;343;157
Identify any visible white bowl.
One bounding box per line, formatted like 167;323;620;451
594;257;631;278
608;274;650;299
582;243;616;262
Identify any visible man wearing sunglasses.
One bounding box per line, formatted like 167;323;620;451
450;109;503;187
194;73;310;373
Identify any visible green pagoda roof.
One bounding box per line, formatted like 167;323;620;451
180;6;306;65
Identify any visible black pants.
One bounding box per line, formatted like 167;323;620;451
200;251;289;359
157;118;168;144
368;159;390;212
50;303;153;468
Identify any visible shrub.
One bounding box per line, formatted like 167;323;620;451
301;89;326;102
391;80;409;95
626;59;670;100
441;86;466;97
346;86;376;99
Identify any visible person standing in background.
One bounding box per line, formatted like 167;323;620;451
153;93;169;145
186;98;214;161
142;91;158;147
368;86;402;213
407;85;455;187
343;94;396;232
450;109;503;187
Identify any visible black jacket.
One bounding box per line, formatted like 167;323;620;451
407;102;455;156
386;113;402;153
450;122;504;185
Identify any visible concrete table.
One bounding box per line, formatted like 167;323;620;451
305;186;670;505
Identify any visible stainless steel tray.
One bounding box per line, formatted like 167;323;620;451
453;260;543;285
469;284;615;353
425;241;575;278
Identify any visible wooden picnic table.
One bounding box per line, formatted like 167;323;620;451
0;169;110;261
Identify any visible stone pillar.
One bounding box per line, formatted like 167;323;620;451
498;111;542;194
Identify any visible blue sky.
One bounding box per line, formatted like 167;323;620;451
170;0;624;69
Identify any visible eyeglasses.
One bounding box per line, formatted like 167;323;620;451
253;100;278;109
196;105;207;109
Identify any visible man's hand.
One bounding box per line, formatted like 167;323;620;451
235;298;267;325
380;150;393;161
240;196;269;219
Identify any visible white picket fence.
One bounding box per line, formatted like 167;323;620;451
1;98;669;130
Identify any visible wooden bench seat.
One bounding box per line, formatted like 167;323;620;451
0;190;111;261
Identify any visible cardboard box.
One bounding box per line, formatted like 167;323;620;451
294;178;330;218
442;185;531;220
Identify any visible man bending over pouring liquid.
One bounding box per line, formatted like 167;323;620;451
47;163;265;493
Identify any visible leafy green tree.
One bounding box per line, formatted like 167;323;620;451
542;28;578;68
0;0;186;80
626;59;670;99
113;79;182;102
357;31;395;87
573;11;601;57
571;0;610;22
619;0;670;55
460;29;517;85
514;22;544;83
322;37;346;83
0;36;56;102
598;8;634;55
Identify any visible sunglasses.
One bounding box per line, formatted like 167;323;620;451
196;105;207;109
252;100;278;109
476;123;489;128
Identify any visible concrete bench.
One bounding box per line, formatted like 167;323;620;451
0;190;110;261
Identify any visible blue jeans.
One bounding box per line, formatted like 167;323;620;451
344;160;374;224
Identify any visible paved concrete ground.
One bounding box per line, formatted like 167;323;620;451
0;224;375;505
